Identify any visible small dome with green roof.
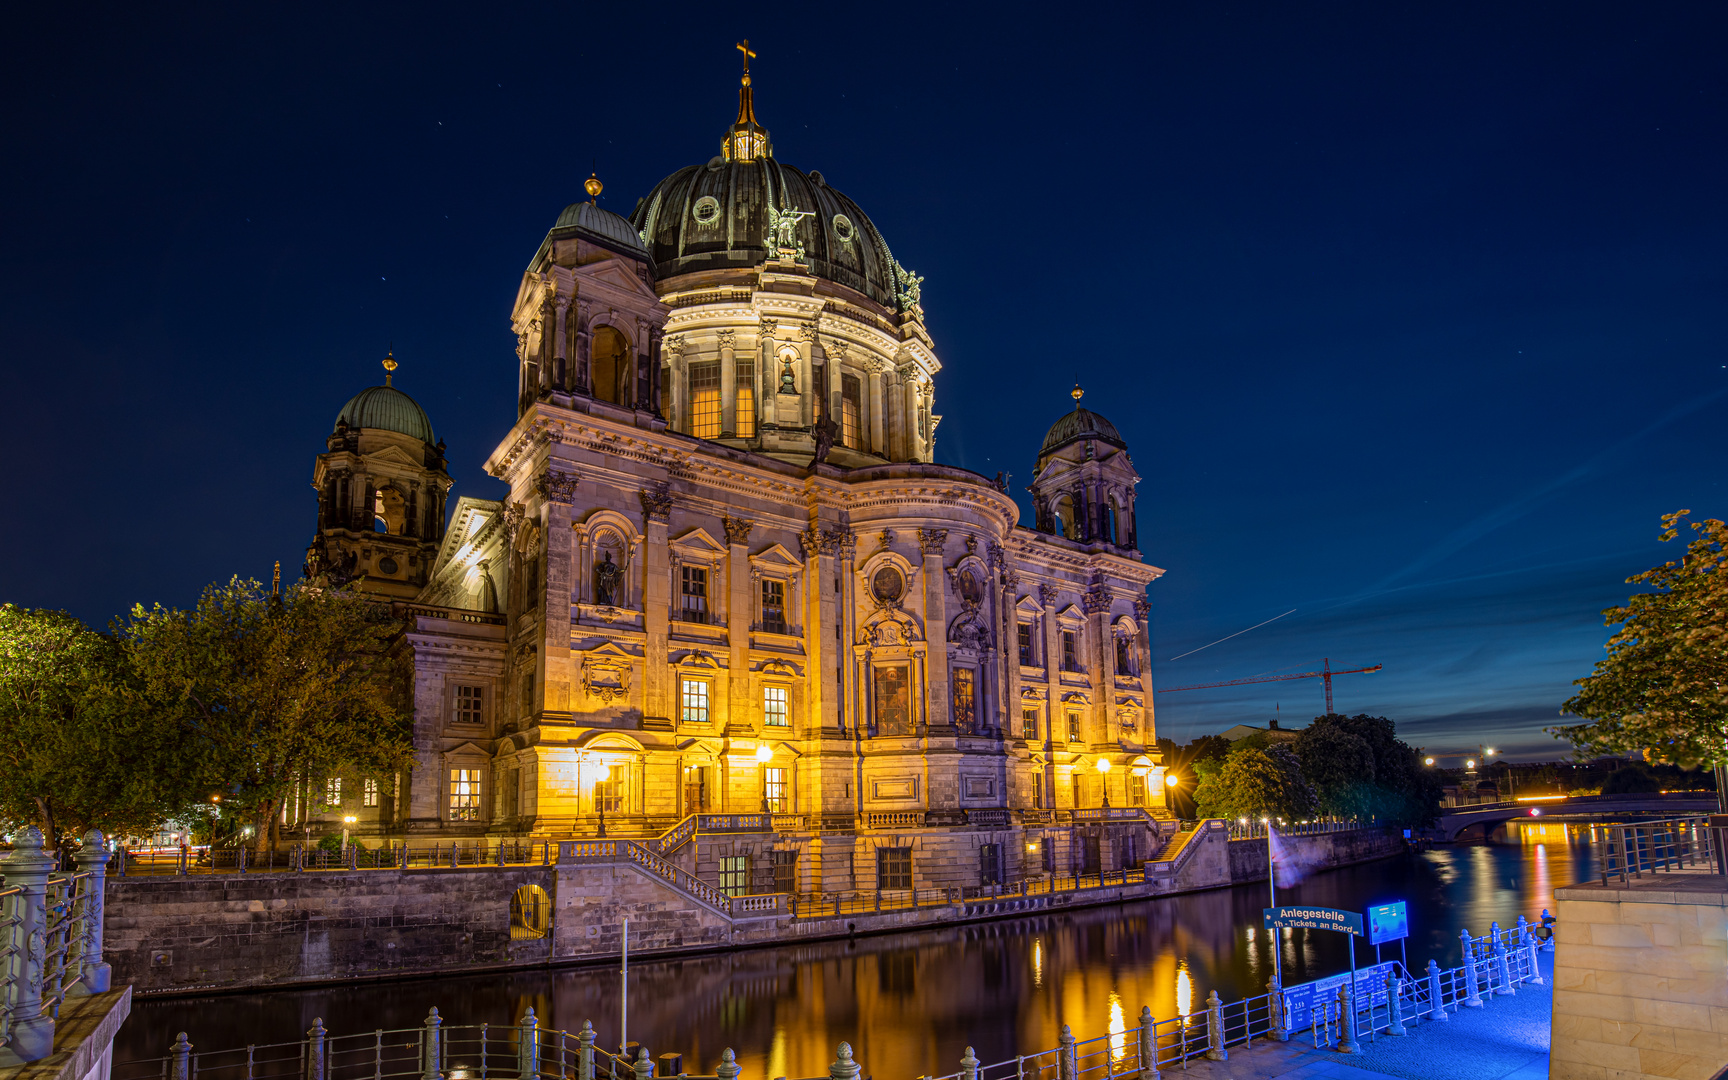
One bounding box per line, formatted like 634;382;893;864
1038;385;1125;466
333;354;436;444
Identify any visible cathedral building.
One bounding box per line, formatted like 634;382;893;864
302;54;1170;893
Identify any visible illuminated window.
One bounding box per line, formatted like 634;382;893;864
455;685;484;725
1021;708;1039;741
1018;622;1034;666
735;359;756;438
719;855;749;897
449;769;481;821
877;847;912;890
363;778;379;807
680;566;708;623
771;850;797;892
841;373;862;449
596;776;623;814
1067;711;1082;743
761;579;786;633
689;361;721;438
764;767;788;813
764;686;789;727
1130;775;1146;807
1062;631;1079;671
681;678;710;723
952;668;976;731
325;777;342;807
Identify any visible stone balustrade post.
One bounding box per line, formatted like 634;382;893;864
830;1042;861;1080
1494;940;1516;996
1335;985;1358;1054
422;1007;444;1080
1268;978;1287;1042
1424;960;1448;1021
72;828;112;994
1;826;58;1062
306;1018;328;1080
577;1021;596;1080
1204;991;1226;1061
1137;1005;1160;1079
1460;930;1483;1007
961;1046;979;1080
715;1049;740;1080
171;1032;193;1080
1385;977;1408;1036
633;1047;653;1080
1057;1025;1076;1080
517;1006;541;1077
1525;929;1545;985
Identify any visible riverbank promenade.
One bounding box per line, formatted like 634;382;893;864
1174;953;1553;1080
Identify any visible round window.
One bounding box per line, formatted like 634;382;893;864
872;566;904;603
692;195;721;226
832;213;855;242
378;557;399;575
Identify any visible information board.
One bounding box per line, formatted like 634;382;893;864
1281;961;1400;1032
1263;905;1364;936
1367;901;1408;946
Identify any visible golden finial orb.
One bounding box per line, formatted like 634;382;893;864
383;351;398;385
584;173;603;201
1071;383;1084;404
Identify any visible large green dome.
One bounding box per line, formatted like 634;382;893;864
334;384;435;444
1040;406;1124;458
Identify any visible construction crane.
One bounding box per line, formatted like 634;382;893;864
1157;657;1383;715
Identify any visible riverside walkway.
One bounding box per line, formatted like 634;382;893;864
1170;952;1552;1080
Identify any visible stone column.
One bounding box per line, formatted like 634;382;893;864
1084;581;1113;786
71;829;112;994
719;332;737;437
641;488;674;720
901;369;920;461
1;828;57;1062
573;301;592;395
1134;597;1155;744
723;516;753;730
866;362;885;456
1040;583;1060;809
538;467;580;716
921;529;950;736
552;296;570;391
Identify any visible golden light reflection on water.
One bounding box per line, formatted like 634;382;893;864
1033;939;1043;987
1176;965;1192;1024
1108;993;1126;1063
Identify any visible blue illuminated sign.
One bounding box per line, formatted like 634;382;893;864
1263;905;1363;936
1367;901;1408;945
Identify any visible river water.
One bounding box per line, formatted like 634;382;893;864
114;822;1589;1079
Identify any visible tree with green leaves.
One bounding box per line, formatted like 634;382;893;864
1293;713;1442;826
121;578;414;853
1194;742;1319;821
0;605;195;842
1557;511;1728;809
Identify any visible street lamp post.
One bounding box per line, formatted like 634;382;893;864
1096;758;1112;809
341;815;357;852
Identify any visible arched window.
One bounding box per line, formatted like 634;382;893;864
591;326;631;406
1053;494;1075;539
1101;497;1119;545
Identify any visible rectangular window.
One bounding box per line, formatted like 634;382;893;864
841;373;862;449
683;766;709;813
1062;630;1079;671
363;778;379;807
873;664;912;736
689;361;721;438
771;849;797;893
876;847;913;890
325;777;342;807
1032;770;1044;810
1018;622;1034;666
760;579;786;634
764;766;788;813
719;855;749;897
455;685;484;725
1021;708;1039;741
1131;774;1146;806
764;686;789;727
680;565;709;623
680;678;710;723
735;360;756;438
597;776;623;814
449;769;481;821
1067;710;1082;742
952;668;976;731
1071;771;1083;808
979;843;1004;886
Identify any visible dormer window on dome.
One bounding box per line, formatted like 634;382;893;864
722;40;771;163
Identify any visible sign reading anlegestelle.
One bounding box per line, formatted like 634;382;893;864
1263;905;1364;936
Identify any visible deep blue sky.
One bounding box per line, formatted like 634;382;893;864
3;4;1723;763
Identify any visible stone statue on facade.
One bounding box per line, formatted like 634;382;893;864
594;552;623;607
766;205;813;258
810;413;839;467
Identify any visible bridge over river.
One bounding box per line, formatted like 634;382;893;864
1435;790;1715;840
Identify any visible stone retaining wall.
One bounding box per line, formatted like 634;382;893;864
1227;829;1406;883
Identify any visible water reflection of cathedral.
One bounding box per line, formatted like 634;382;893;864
300;49;1170;892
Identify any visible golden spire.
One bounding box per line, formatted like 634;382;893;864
584;172;603;203
1071;383;1084;407
383;351;398;387
723;40;769;162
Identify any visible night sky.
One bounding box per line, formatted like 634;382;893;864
3;5;1723;763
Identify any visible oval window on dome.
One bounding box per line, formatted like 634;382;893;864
832;213;855;243
692;196;721;226
872;566;904;604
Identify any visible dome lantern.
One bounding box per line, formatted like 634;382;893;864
723;40;771;163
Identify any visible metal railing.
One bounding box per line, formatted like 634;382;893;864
1;828;113;1063
1225;820;1369;840
114;839;559;877
1590;816;1721;884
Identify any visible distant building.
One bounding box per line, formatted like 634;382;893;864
1218;718;1301;744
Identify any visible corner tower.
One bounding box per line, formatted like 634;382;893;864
304;355;452;598
1028;386;1140;551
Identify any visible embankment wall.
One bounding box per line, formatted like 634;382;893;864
1227;829;1405;883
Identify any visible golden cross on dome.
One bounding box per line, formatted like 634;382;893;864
736;40;756;79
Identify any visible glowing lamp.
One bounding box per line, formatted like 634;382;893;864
1095;758;1111;774
756;742;774;763
1165;774;1180;788
1530;808;1543;817
594;762;610;782
1424;757;1435;766
343;815;357;824
1466;759;1476;769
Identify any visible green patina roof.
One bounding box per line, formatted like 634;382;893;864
1039;407;1125;457
334;385;435;444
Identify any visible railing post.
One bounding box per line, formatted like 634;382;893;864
633;1047;652;1080
1460;930;1483;1007
830;1042;861;1080
1137;1005;1160;1079
422;1007;444;1080
1204;991;1226;1061
1268;978;1288;1042
1057;1025;1076;1080
171;1032;193;1080
517;1006;540;1078
716;1049;740;1080
1525;929;1545;986
1424;960;1448;1021
306;1018;328;1080
1335;985;1358;1054
1385;976;1407;1036
1494;937;1516;996
1;826;58;1062
961;1046;979;1080
71;827;113;994
1542;908;1557;953
577;1021;596;1080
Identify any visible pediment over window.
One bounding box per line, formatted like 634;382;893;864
669;528;728;563
748;543;805;575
